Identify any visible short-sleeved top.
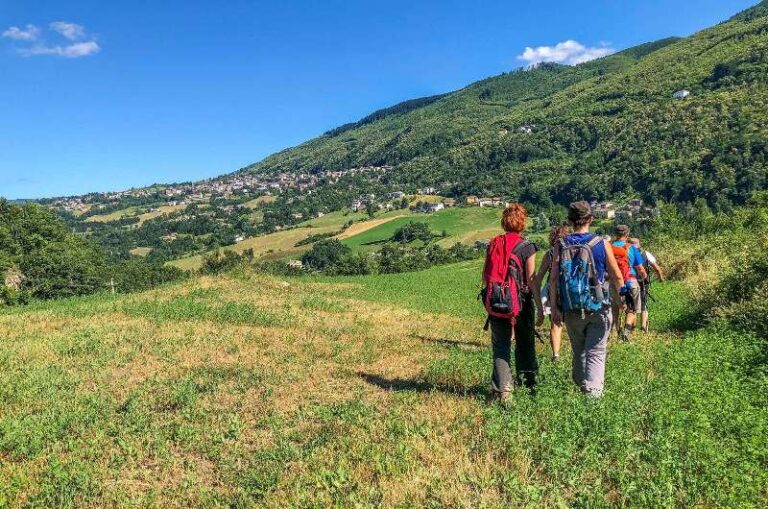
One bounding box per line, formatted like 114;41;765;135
515;238;538;287
644;251;657;265
564;233;607;283
612;240;644;279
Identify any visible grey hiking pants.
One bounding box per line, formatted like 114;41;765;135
564;307;613;397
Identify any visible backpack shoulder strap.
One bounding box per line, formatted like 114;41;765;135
512;239;533;257
586;235;603;249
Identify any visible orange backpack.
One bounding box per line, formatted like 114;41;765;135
612;243;632;281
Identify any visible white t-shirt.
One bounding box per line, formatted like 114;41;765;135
645;251;657;265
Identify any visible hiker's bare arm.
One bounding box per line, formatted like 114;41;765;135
549;250;562;326
651;262;664;281
526;254;537;289
532;253;550;289
604;239;624;288
635;262;649;281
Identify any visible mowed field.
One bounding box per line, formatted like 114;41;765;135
168;210;368;271
340;207;502;251
88;204;186;225
0;261;764;507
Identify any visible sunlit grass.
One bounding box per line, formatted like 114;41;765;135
0;264;764;507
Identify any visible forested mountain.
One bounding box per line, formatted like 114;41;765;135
242;1;768;209
28;2;768;285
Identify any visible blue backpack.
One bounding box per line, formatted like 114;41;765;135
557;235;606;316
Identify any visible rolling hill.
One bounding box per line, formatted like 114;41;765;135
36;2;768;270
242;2;768;208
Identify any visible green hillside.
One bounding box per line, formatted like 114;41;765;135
244;2;768;208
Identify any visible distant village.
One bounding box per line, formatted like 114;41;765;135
50;162;659;229
51;166;393;214
590;199;660;221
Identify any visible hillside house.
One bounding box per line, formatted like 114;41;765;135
417;187;437;195
591;201;616;219
673;89;691;100
478;198;505;207
426;203;445;213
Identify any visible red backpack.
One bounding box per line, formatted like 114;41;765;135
611;242;632;281
481;232;530;326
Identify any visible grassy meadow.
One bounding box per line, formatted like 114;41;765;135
0;255;765;507
340;207;502;252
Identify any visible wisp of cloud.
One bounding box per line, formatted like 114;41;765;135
518;40;614;66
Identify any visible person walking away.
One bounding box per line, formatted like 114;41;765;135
630;237;664;333
550;201;624;397
612;225;648;342
533;225;571;362
481;203;538;404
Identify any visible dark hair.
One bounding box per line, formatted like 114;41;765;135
549;225;571;246
501;203;527;233
568;215;593;228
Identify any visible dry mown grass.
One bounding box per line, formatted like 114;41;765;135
0;269;495;507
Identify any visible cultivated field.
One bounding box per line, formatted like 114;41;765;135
168;210;367;271
88;204;186;225
339;207;502;251
0;260;764;507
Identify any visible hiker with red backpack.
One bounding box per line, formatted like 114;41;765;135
550;202;625;397
481;203;538;404
611;225;648;342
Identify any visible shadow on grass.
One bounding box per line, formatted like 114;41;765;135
359;239;390;246
408;334;486;350
358;372;487;398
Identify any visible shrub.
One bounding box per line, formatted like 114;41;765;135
302;239;351;271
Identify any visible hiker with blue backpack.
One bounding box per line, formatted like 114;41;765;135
481;203;538;404
549;201;625;397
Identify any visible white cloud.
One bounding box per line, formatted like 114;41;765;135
20;41;100;58
50;21;85;40
3;21;99;58
518;40;615;66
2;24;40;41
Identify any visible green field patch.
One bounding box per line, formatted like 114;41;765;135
341;207;501;251
122;296;292;327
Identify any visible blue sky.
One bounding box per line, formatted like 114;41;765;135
0;0;757;199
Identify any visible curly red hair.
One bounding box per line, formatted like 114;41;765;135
501;203;527;233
